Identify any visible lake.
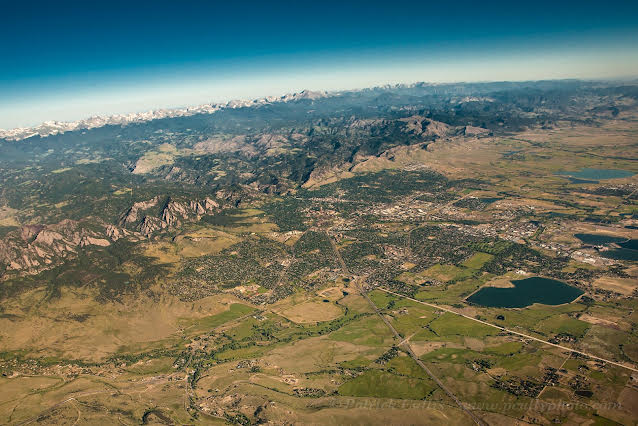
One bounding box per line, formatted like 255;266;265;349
575;233;627;245
555;168;635;181
568;177;599;184
601;247;638;261
467;277;584;308
619;239;638;250
575;235;638;261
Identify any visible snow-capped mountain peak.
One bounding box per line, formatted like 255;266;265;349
0;89;329;141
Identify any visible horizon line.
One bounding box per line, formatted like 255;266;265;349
3;76;638;135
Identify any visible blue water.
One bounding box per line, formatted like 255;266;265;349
467;277;583;308
600;247;638;261
575;235;638;262
568;177;599;184
618;239;638;250
575;233;627;245
555;168;634;180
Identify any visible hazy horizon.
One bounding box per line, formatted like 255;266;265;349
2;0;637;128
4;74;638;131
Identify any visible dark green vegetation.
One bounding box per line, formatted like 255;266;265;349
303;169;449;203
467;277;584;308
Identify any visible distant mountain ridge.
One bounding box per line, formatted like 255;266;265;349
0;89;329;141
2;79;630;142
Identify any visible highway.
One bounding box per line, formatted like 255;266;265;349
325;231;487;426
379;288;638;374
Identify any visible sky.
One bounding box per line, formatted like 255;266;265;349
1;0;638;128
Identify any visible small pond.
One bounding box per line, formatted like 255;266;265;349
555;168;634;181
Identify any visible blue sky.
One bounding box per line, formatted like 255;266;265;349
1;0;638;128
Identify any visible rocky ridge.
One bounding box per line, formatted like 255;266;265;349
0;220;113;274
118;196;220;236
0;196;222;276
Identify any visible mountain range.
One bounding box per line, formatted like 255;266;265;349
0;89;329;141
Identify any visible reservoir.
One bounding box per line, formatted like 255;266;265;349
555;168;634;181
601;247;638;261
467;277;584;308
575;235;638;262
575;233;627;245
619;239;638;251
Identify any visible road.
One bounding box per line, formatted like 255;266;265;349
325;231;486;426
378;288;638;374
16;390;112;426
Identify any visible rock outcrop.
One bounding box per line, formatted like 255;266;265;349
119;196;220;236
0;220;116;274
398;116;455;139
